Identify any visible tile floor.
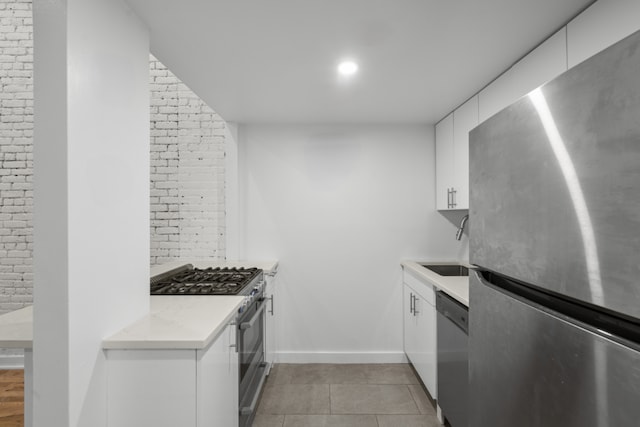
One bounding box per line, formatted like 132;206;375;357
252;364;442;427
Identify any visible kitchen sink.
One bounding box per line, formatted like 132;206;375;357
420;264;469;277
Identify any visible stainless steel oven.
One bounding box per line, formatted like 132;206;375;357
237;291;267;427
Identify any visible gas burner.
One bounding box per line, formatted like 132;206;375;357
150;265;262;296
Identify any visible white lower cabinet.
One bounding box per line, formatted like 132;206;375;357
107;323;238;427
403;271;437;399
197;323;239;426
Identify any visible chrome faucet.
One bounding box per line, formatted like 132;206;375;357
456;214;469;240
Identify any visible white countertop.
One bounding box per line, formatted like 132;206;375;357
0;259;278;350
103;295;244;350
104;259;279;350
401;260;470;307
0;305;32;349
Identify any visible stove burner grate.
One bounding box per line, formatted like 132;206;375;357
150;266;261;295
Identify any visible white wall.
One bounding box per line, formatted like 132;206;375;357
237;124;464;362
33;0;149;425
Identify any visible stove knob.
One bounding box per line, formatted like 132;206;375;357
239;299;248;313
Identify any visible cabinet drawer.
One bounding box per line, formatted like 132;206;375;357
403;269;435;306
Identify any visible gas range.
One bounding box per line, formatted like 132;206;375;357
150;264;264;313
150;264;263;295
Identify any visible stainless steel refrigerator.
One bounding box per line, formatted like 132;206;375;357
468;29;640;427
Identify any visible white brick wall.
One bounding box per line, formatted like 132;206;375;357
0;0;33;314
149;56;226;265
150;57;181;265
0;0;226;315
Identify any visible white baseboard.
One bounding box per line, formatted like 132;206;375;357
0;354;25;369
275;351;408;364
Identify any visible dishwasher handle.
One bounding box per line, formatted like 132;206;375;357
436;291;469;335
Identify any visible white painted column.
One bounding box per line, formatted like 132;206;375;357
32;0;149;426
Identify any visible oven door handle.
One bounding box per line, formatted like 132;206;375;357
239;362;268;416
239;299;266;330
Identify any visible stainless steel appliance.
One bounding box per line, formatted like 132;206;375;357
436;291;468;427
469;29;640;427
151;264;267;427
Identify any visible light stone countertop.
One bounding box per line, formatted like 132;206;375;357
102;295;244;350
104;259;279;350
0;305;32;349
401;260;471;307
0;260;278;349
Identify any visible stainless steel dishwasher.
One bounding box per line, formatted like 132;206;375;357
436;291;468;427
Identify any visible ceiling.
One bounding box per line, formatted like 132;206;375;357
125;0;595;124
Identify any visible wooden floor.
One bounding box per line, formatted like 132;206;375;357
0;370;23;427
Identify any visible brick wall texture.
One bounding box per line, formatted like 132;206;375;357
0;0;226;314
0;0;34;315
149;56;226;266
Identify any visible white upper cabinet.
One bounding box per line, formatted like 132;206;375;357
479;28;568;123
452;96;478;210
567;0;640;68
436;97;478;211
436;0;640;213
435;113;454;210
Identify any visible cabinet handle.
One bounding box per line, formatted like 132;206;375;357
409;293;414;314
229;322;238;353
447;188;452;209
451;188;457;208
269;295;274;315
413;296;420;316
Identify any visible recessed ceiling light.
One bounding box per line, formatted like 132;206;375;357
337;61;358;76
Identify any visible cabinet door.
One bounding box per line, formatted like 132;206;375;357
403;283;417;358
452;96;478;210
264;274;276;369
107;350;197;427
403;281;437;400
435;113;454;210
412;290;438;400
197;324;239;427
567;0;640;68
